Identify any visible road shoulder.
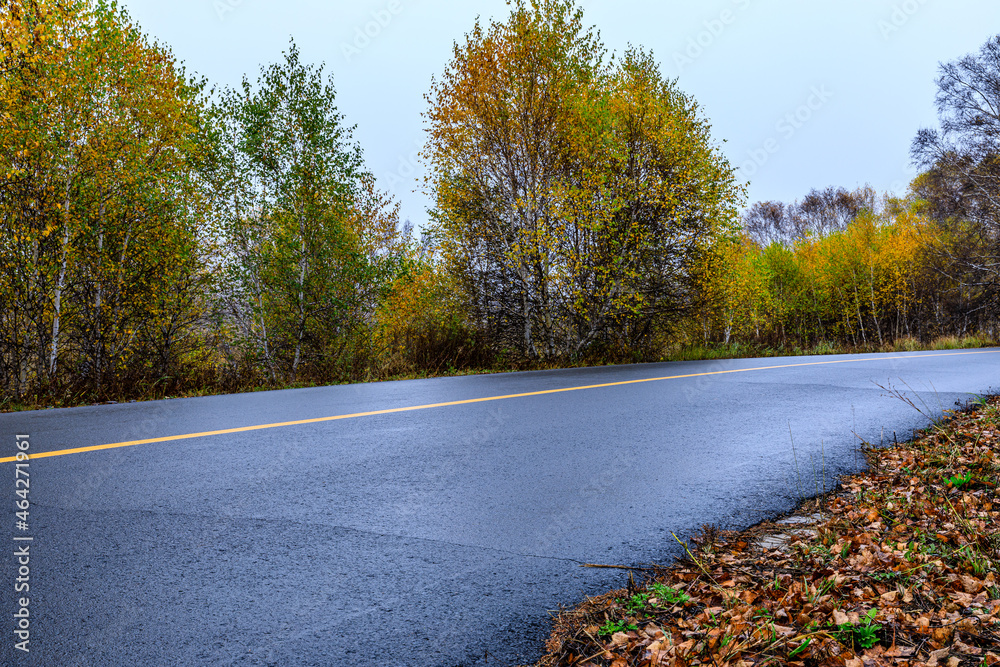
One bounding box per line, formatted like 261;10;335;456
527;397;1000;667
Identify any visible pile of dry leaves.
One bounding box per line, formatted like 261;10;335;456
531;397;1000;667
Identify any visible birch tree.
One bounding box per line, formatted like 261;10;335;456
0;0;209;400
424;0;741;358
211;42;404;382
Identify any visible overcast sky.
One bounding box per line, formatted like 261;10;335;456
117;0;1000;228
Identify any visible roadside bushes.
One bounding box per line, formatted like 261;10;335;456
371;261;490;377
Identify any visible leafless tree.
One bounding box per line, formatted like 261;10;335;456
911;35;1000;320
912;35;1000;234
743;201;788;246
793;186;876;238
742;186;876;246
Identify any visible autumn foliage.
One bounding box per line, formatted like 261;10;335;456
0;0;209;401
2;0;999;409
424;0;742;360
371;259;487;376
696;191;972;350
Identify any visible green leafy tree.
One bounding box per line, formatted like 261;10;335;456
210;41;404;382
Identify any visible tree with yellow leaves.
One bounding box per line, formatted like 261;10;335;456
0;0;210;399
425;0;742;359
698;188;962;350
698;234;774;344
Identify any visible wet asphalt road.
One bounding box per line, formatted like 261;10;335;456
2;350;999;666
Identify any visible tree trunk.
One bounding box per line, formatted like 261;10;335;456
49;222;70;379
868;262;883;345
292;222;308;379
522;289;534;357
93;196;104;389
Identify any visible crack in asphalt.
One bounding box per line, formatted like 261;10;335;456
36;501;595;567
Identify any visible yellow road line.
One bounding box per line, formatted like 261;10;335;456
3;349;997;464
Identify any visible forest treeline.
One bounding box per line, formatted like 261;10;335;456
701;185;993;349
1;0;999;407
